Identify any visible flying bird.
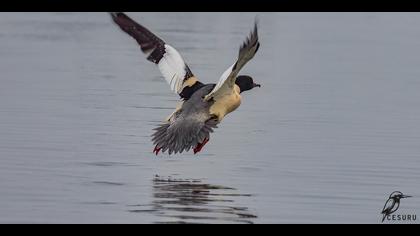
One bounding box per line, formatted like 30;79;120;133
381;191;411;222
110;12;261;155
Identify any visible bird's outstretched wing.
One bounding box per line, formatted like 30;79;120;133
110;12;203;100
204;20;260;101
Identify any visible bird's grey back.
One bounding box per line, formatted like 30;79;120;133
151;84;218;154
178;84;216;119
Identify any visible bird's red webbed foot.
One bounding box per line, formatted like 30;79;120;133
193;137;209;154
153;145;161;155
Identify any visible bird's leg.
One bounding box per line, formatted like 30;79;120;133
193;137;209;154
153;145;162;155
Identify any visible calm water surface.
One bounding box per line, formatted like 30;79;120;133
1;13;420;223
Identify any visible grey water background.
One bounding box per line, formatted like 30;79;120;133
1;12;420;223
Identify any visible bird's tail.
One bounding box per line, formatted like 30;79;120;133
382;214;387;222
151;118;218;155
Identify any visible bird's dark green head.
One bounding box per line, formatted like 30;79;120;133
235;75;261;93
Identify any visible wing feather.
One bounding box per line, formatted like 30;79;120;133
110;12;202;99
205;20;260;101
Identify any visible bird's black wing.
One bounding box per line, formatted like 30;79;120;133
110;12;203;100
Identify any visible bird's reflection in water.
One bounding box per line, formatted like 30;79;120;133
128;175;257;224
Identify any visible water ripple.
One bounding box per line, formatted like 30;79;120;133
127;176;257;224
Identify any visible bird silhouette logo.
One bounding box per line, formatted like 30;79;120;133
381;191;412;222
